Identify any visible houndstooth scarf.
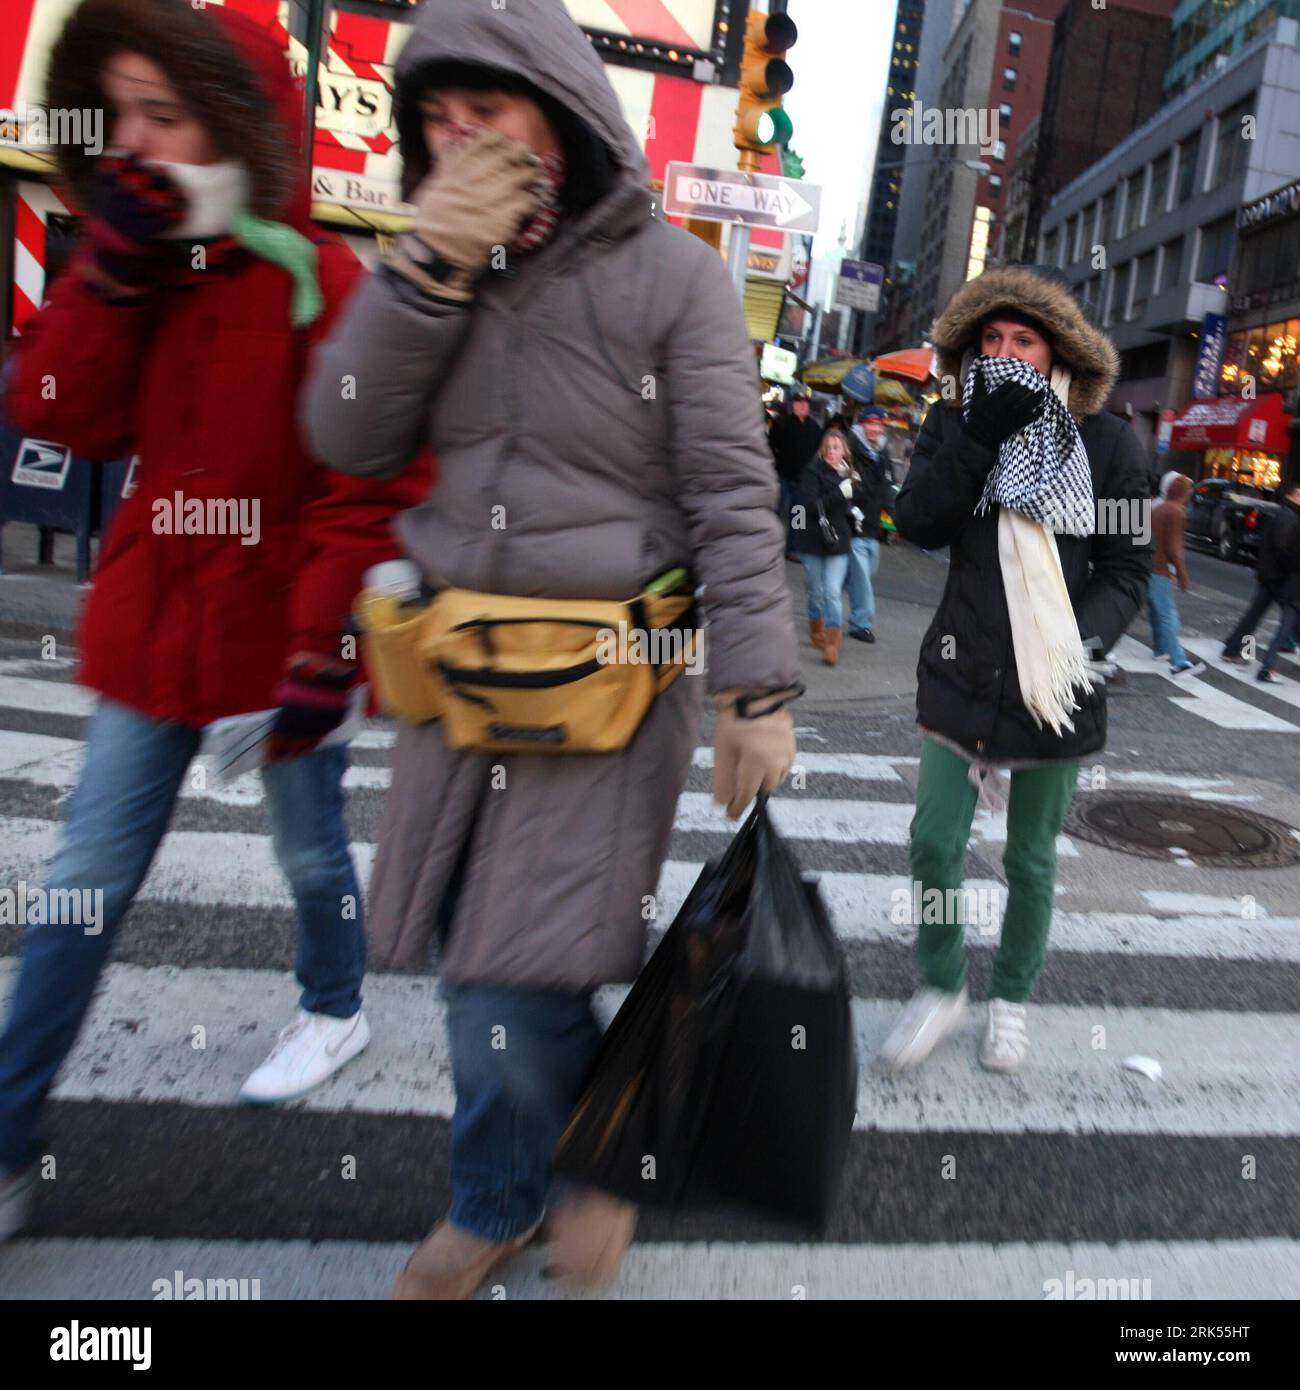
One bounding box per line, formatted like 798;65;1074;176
962;355;1102;737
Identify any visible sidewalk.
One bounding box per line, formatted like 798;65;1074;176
0;522;89;641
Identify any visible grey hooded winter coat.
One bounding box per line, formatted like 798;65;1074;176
301;0;798;989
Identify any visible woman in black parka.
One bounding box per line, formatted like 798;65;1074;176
791;425;875;666
881;265;1151;1075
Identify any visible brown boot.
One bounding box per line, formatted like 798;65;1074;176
391;1217;542;1300
822;626;842;666
809;618;825;649
544;1190;637;1292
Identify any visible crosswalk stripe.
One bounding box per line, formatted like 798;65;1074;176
1112;636;1299;731
7;816;1298;964
7;960;1296;1136
3;1236;1296;1300
674;792;1080;854
1180;636;1300;710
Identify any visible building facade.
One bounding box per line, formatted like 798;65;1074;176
1037;16;1300;482
887;0;1067;352
1003;0;1174;266
1165;0;1300;97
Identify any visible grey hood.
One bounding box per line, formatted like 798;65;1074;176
394;0;647;211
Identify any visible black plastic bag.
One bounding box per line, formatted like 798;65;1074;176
553;797;857;1228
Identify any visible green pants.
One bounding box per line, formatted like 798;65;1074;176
908;739;1079;1003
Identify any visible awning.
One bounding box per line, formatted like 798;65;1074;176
743;278;787;343
1169;393;1292;454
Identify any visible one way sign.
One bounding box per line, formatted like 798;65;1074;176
663;162;821;234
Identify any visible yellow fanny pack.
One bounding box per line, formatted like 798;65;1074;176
356;574;699;755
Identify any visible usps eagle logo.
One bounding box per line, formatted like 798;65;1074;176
12;439;72;490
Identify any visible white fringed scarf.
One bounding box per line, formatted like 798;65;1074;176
962;354;1102;737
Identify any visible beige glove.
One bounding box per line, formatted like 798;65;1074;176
388;129;544;302
712;691;797;820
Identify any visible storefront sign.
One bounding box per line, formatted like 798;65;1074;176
1238;179;1300;232
1192;314;1227;401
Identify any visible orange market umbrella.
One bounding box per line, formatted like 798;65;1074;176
872;348;935;384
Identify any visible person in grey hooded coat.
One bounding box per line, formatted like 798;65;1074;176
301;0;800;1299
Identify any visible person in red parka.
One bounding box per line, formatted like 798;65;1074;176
0;0;430;1240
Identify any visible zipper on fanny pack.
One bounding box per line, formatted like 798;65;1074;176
438;659;605;689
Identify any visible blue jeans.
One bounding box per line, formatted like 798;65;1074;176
1223;585;1298;669
799;552;850;628
440;980;603;1241
1146;573;1188;667
0;697;365;1173
846;536;880;632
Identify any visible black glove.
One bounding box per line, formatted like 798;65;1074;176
962;366;1047;450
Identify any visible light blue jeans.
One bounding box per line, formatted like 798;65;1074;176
799;552;851;628
847;536;881;632
0;697;365;1173
1147;573;1188;667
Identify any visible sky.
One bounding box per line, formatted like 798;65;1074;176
782;0;899;259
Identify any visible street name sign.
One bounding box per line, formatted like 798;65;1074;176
664;161;822;234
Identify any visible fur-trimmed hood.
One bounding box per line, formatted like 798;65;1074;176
46;0;303;222
931;266;1119;420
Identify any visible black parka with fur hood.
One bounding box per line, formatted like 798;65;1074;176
893;266;1152;762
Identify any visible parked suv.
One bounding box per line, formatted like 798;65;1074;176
1184;477;1279;562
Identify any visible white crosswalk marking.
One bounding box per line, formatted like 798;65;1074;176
1;662;1298;1300
1111;635;1300;731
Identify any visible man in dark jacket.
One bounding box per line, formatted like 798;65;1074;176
881;265;1150;1077
1222;482;1300;682
768;393;822;549
844;405;896;641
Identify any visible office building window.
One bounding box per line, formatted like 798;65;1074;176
1176;132;1200;204
988;174;1003;194
1196;215;1234;283
1159;237;1184;291
1042;228;1058;266
1213;100;1253;186
1131;251;1156;319
1009;31;1022;55
992;140;1006;162
1122;173;1143;236
1085;274;1102;318
1100;189;1116;243
999;103;1012;123
1148;153;1170;222
1003;67;1017;91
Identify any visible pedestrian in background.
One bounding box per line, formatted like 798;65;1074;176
303;0;799;1300
0;0;428;1242
1222;480;1300;683
1149;471;1205;677
768;391;822;556
886;265;1150;1075
792;425;871;667
845;405;896;643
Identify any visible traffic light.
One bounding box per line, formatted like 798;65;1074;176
733;8;797;173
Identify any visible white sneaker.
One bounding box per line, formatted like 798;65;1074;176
979;999;1029;1073
239;1008;371;1104
0;1166;34;1242
878;986;969;1073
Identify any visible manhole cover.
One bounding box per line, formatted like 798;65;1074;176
1064;793;1300;867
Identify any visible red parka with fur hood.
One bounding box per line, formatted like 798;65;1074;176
4;0;430;726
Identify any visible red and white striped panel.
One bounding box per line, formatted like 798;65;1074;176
11;179;73;336
568;0;717;51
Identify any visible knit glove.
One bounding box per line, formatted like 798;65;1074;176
388;128;544;302
83;152;188;294
712;691;798;820
962;364;1047;450
267;653;357;763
